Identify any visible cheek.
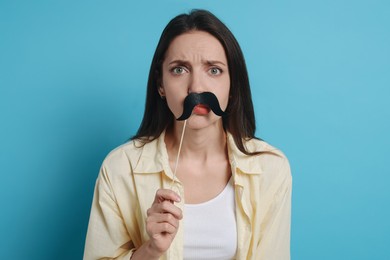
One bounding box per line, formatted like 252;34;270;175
165;94;185;118
216;80;230;110
161;76;186;117
220;94;229;111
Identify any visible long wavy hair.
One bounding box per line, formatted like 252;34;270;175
132;9;259;155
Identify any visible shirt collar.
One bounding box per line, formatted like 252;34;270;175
226;132;263;175
132;130;168;174
132;130;266;176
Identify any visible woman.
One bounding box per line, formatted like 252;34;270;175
84;10;292;260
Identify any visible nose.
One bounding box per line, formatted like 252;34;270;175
188;70;205;94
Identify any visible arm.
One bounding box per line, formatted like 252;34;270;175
131;189;183;259
257;158;292;260
84;165;137;260
84;166;182;260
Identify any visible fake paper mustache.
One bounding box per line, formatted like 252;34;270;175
176;92;227;121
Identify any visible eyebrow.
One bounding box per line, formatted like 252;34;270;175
168;59;227;67
168;60;190;66
205;60;227;66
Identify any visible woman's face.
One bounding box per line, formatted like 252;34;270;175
160;30;230;130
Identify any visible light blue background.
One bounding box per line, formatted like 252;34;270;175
1;0;389;259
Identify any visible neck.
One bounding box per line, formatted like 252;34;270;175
166;121;227;162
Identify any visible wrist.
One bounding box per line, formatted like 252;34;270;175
146;240;163;259
130;240;161;260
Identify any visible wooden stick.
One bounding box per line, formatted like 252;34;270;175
170;119;187;189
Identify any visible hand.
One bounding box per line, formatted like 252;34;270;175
145;189;183;257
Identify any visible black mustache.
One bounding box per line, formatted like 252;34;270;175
176;92;227;121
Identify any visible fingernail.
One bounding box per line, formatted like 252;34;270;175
175;196;181;202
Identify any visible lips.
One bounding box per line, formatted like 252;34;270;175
193;104;210;115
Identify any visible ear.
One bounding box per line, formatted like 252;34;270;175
158;85;165;97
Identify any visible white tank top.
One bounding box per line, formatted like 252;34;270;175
183;178;237;260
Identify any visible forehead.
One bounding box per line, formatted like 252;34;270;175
164;30;227;62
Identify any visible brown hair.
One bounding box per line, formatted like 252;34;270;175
132;9;259;155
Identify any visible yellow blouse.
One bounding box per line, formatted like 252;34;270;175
84;131;292;260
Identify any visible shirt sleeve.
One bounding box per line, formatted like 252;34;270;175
257;157;292;260
83;165;135;260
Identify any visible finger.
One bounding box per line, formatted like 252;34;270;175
154;189;181;204
149;222;177;235
147;201;183;220
147;213;180;229
155;200;183;219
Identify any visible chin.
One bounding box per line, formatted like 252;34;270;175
186;115;222;130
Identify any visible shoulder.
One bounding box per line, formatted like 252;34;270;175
245;137;286;158
247;138;291;179
101;136;164;178
243;138;292;193
102;140;142;170
228;134;291;180
97;140;142;183
248;138;289;167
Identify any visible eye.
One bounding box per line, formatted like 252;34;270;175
171;66;186;75
209;67;222;75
